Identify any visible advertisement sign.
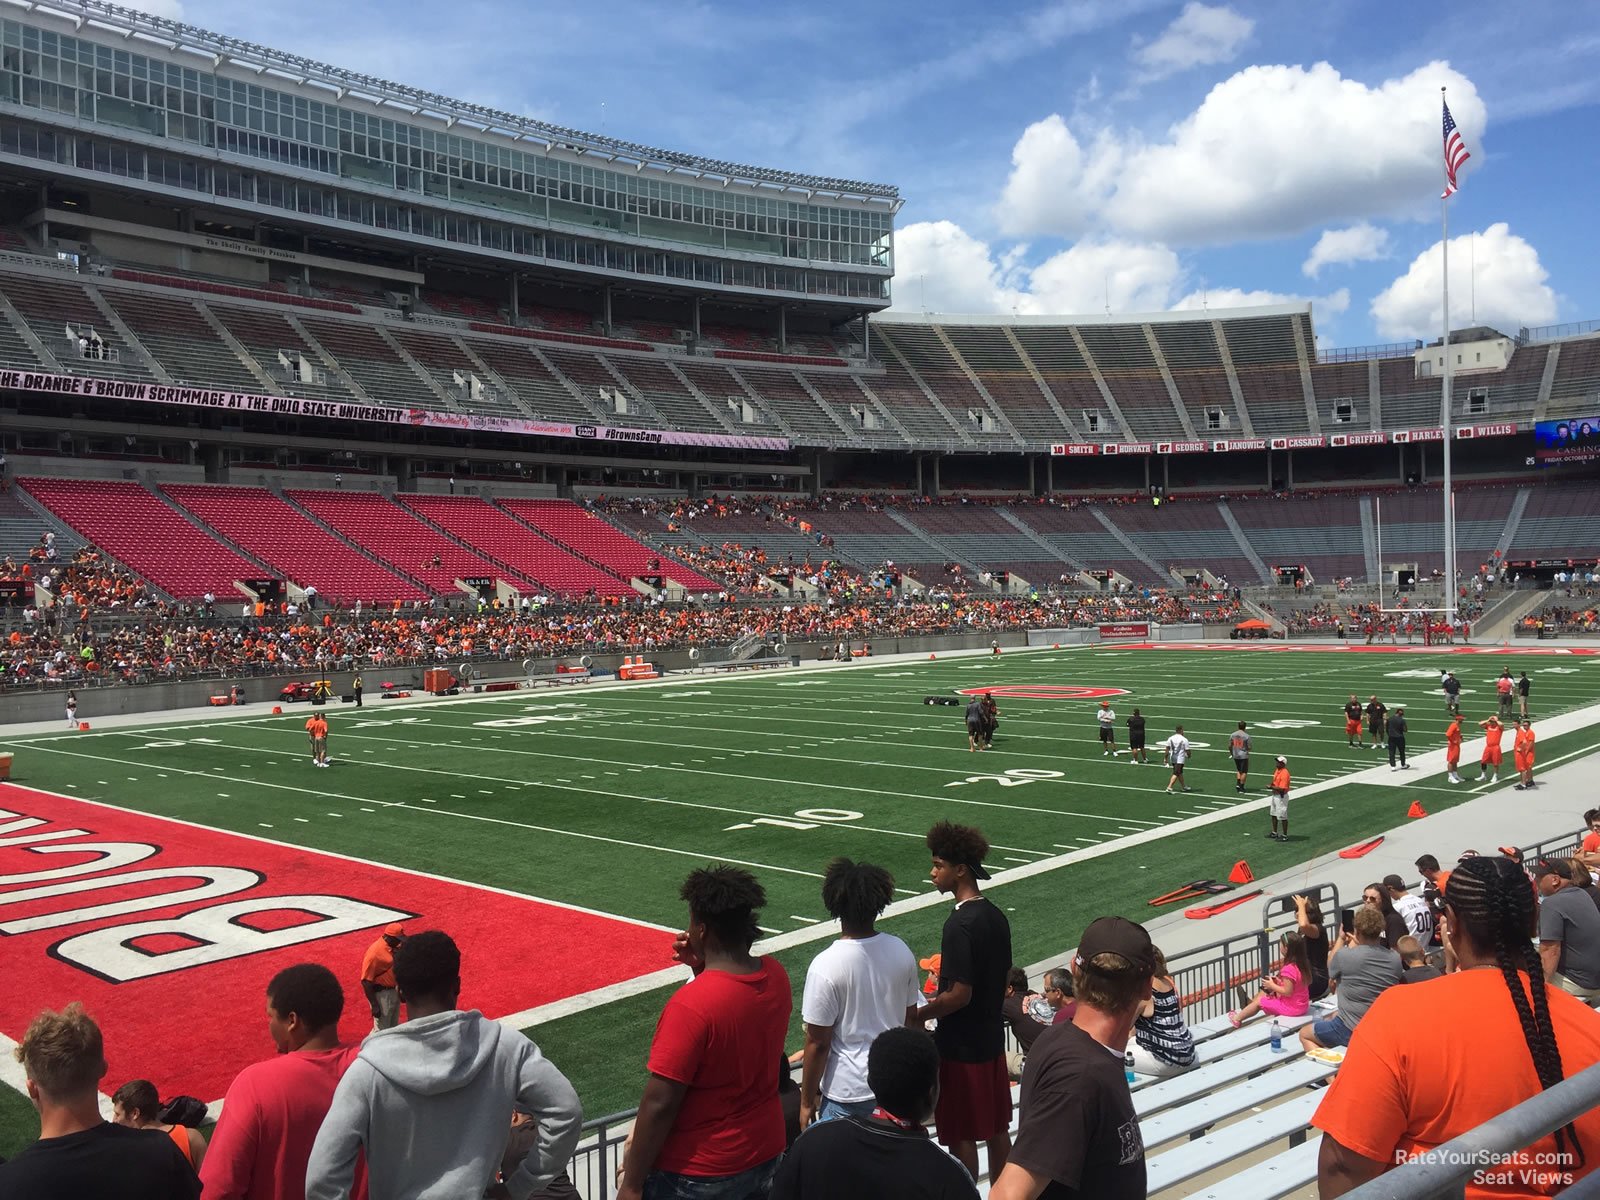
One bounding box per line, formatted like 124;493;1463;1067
1533;417;1600;463
1098;622;1150;639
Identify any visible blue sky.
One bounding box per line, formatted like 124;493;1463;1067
139;0;1599;348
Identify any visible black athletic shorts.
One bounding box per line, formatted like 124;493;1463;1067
1099;726;1115;742
1234;757;1249;774
1129;735;1145;750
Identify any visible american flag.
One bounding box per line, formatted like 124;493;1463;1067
1442;100;1470;198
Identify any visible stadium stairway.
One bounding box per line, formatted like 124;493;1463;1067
1089;507;1172;583
0;486;87;563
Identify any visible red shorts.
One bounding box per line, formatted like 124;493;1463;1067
1514;752;1533;772
1345;719;1361;736
1482;747;1502;766
1447;747;1460;767
934;1054;1012;1145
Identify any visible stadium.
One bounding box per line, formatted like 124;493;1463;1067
0;0;1598;1197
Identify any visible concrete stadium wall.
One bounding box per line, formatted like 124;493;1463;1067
0;631;1039;726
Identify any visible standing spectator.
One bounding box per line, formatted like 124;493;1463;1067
307;930;581;1200
1518;670;1531;718
1129;947;1194;1078
1364;696;1387;752
1441;671;1461;716
1268;755;1291;841
1383;875;1435;946
1533;860;1600;1000
988;917;1154;1200
359;922;406;1032
1314;856;1600;1196
352;672;364;709
1229;721;1251;794
772;1027;979;1200
1162;725;1192;794
1473;715;1505;784
798;859;921;1128
1496;669;1515;720
200;963;364;1200
617;867;791;1200
914;821;1013;1182
1298;906;1402;1052
0;1004;199;1199
111;1080;207;1171
1443;713;1463;784
1385;705;1409;770
1125;707;1147;765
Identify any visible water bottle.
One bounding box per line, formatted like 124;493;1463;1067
1124;1050;1137;1082
1270;1019;1284;1053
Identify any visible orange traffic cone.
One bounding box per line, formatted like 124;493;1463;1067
929;654;936;660
77;722;89;731
272;705;283;715
1407;800;1428;819
1227;860;1254;884
1053;643;1061;649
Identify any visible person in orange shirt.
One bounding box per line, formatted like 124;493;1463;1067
1268;755;1292;842
1444;716;1463;785
1474;715;1504;784
1313;855;1600;1198
1513;720;1537;792
360;922;407;1031
305;714;329;768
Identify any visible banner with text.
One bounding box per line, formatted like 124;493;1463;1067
0;370;790;452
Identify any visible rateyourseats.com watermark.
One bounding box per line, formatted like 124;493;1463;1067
1397;1148;1577;1189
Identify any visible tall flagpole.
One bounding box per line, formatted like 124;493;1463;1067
1440;86;1456;631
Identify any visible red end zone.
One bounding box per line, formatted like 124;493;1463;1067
0;785;672;1101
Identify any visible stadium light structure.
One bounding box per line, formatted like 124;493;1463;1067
11;0;902;208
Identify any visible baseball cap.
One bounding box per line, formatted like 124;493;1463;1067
1072;916;1155;976
1381;874;1405;891
1275;755;1287;765
1100;700;1111;707
918;953;942;972
383;922;407;938
1529;860;1566;880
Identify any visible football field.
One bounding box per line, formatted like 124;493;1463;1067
4;641;1600;1145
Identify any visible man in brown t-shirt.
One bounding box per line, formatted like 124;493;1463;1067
988;917;1154;1200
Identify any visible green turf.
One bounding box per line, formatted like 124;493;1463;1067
4;644;1598;1135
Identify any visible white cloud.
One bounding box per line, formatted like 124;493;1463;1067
997;60;1486;244
1369;223;1557;340
890;221;1346;321
1172;286;1350;318
1302;223;1392;278
1132;3;1254;81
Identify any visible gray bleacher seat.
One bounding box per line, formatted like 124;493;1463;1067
1145;1089;1321;1194
1140;1055;1333;1147
1184;1137;1323;1200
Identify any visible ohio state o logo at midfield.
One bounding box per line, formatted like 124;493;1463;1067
955;685;1131;700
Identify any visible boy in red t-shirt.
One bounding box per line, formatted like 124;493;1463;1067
1444;717;1462;784
617;866;791;1200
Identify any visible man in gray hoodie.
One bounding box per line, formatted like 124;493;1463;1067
306;930;582;1200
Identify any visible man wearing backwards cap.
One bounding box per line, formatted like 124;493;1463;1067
989;916;1153;1200
914;821;1013;1183
360;923;407;1032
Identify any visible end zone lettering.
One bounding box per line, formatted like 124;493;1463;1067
0;786;671;1101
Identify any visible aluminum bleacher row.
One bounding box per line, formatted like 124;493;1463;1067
4;260;1587;448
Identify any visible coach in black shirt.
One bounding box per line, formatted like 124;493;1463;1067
989;917;1155;1200
915;820;1013;1183
772;1027;978;1200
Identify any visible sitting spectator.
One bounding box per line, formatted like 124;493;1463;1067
1567;857;1600;913
1533;859;1600;1000
798;858;920;1128
1001;967;1048;1079
1299;905;1403;1052
307;930;582;1200
1361;881;1410;950
111;1080;207;1172
1293;893;1332;998
1041;966;1076;1025
1231;931;1312;1026
0;1003;199;1199
617;866;792;1200
1396;935;1443;983
1314;855;1600;1195
1130;947;1195;1077
1384;874;1435;946
200;963;364;1200
771;1027;979;1200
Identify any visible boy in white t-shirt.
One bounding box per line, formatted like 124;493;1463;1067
799;859;923;1128
1164;725;1192;794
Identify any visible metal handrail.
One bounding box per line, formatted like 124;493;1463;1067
1341;1062;1600;1200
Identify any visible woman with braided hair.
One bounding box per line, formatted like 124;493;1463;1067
1314;854;1600;1198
